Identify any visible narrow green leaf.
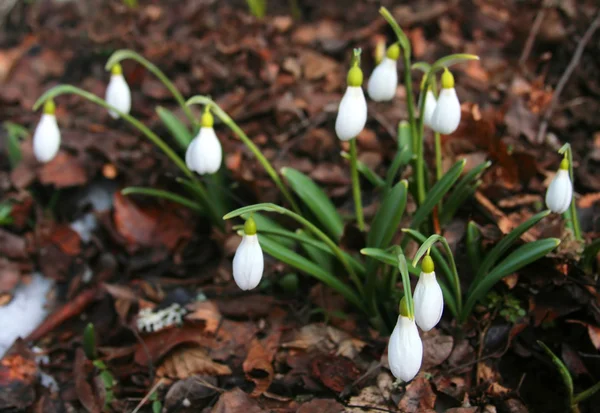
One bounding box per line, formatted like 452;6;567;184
473;210;551;288
440;161;491;225
464;239;560;318
466;221;483;273
156;106;193;149
538;341;574;406
249;213;295;249
368;180;408;249
298;229;335;274
341;151;385;188
411;159;465;230
4;122;28;168
152;401;162;413
281;168;344;239
573;380;600;404
385;122;412;192
83;323;97;360
93;360;107;370
122;187;203;212
100;370;114;389
430;54;480;73
259;234;364;310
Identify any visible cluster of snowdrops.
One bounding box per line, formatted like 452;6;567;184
30;10;574;384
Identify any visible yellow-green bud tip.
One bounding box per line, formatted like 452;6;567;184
347;66;363;87
422;255;435;273
111;63;123;76
441;68;455;89
43;99;56;115
559;158;569;170
201;109;214;128
399;296;410;317
244;217;257;236
386;44;400;60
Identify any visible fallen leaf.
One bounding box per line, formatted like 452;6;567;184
297;399;344;413
0;229;27;259
311;354;360;393
73;348;102;413
0;341;37;410
399;377;436;412
422;331;454;369
39;152;88;188
346;386;387;413
282;324;366;359
134;325;209;366
156;346;231;379
243;339;275;397
48;224;81;256
0;258;20;294
163;375;218;412
185;301;221;334
587;324;600;350
212;388;265;413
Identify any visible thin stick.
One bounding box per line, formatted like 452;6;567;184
519;7;547;67
130;378;164;413
536;11;600;143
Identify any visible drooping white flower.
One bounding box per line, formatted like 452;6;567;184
545;158;573;214
430;69;461;135
367;44;399;102
413;255;444;331
232;217;264;291
423;89;437;128
185;108;222;175
105;64;131;119
335;63;367;141
388;314;423;382
33;100;61;163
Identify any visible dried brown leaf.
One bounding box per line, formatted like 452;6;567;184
399;377;436;412
156;346;231;379
212;388;265;413
243;339;275;397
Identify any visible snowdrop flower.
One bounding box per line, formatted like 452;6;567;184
388;298;423;382
367;44;399;102
105;63;131;119
545;158;573;214
413;255;444;331
423;88;437;128
185;108;222;174
335;50;367;141
430;68;461;135
233;217;264;291
33;100;61;163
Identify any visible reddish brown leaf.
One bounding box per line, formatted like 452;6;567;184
311;354;360;393
48;224;81;256
0;342;37;410
243;339;275;397
73;348;101;413
134;325;209;366
39;152;88;188
297;399;344;413
156;346;231;379
212;388;265;413
0;258;20;294
399;377;436;412
0;229;27;259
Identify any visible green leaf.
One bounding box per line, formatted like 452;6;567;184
384;122;412;192
411;159;465;230
466;221;483;273
341;152;385;188
430;54;480;73
0;202;14;226
472;210;551;289
281;168;344;240
440;161;491;225
361;248;418;275
368;180;408;249
582;238;600;275
100;370;114;389
573;381;600;404
93;360;107;370
537;341;574;406
298;230;335;274
259;234;364;311
152;400;162;413
83;323;97;360
246;0;267;17
249;213;295;249
122;187;203;212
412;62;431;74
4;122;28;168
156;106;193;149
464;239;560;318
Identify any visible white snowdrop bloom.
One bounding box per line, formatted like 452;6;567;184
388;311;423;382
423;89;437;128
545;158;573;214
233;217;264;291
33;100;61;163
413;255;444;331
186;109;223;175
335;65;367;141
105;64;131;119
367;44;399;102
430;69;461;135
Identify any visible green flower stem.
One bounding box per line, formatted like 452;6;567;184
121;187;203;212
32;85;223;228
349;138;365;231
224;203;364;296
558;143;582;241
414;72;431;206
573;380;600;404
186;96;301;215
396;250;414;319
105;49;196;126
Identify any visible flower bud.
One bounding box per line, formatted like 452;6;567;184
185;108;222;175
388;314;423;381
413;255;444;331
429;69;461;135
33;100;61;163
106;64;131;119
335;51;367;141
545;158;573;214
367;44;399;102
232;217;264;291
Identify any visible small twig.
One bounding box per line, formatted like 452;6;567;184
536;11;600;143
519;7;548;68
130;378;164;413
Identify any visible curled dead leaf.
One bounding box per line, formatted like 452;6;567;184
243;339;275;397
156;346;231;379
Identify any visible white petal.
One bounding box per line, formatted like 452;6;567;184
232;234;264;290
367;58;397;102
189;127;222;175
413;271;444;331
388;315;423;381
430;88;461;135
423;90;437;128
33;114;61;163
105;74;132;119
545;169;573;214
335;86;367;141
185;137;199;171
